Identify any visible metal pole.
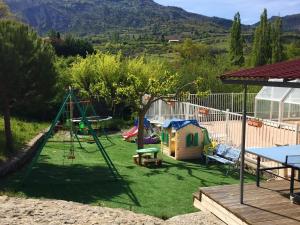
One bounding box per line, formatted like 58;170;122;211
240;85;248;204
225;109;230;144
23;91;72;182
254;98;258;118
158;100;162;122
296;124;299;145
186;103;190;120
231;93;234;112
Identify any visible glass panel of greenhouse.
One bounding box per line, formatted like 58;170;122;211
283;89;300;121
255;80;300;123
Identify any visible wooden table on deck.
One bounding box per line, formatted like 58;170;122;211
136;148;159;165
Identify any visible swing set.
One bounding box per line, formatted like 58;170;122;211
21;87;141;208
24;87;118;180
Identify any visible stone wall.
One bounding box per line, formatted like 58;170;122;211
0;130;47;177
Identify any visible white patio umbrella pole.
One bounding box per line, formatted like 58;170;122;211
240;84;248;204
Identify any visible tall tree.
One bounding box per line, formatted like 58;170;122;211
176;39;209;60
252;9;272;66
69;51;207;149
0;0;11;19
0;20;57;154
271;18;284;63
116;57;203;149
49;34;94;58
286;41;300;59
229;12;244;66
69;52;124;113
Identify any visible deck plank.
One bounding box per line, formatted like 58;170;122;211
195;180;300;225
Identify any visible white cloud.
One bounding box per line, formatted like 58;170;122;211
154;0;300;24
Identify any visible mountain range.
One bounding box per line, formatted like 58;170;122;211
270;14;300;32
4;0;300;37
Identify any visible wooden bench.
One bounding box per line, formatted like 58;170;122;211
133;154;139;164
136;148;159;165
133;153;153;164
206;144;241;175
143;158;162;167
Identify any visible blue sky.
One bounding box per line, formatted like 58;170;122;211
154;0;300;24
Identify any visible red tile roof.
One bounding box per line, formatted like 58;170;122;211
221;59;300;81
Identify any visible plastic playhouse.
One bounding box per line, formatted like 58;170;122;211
161;119;211;160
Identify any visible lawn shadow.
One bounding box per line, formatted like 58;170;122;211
0;161;140;208
144;159;255;187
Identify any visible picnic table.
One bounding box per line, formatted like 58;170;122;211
136;148;159;165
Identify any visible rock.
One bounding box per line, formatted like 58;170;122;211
0;195;9;202
165;212;225;225
0;196;224;225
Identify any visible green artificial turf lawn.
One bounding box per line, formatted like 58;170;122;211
0;133;255;218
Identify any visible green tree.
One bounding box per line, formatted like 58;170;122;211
271;18;284;63
286;41;300;59
49;34;94;57
0;0;10;19
252;9;272;66
111;32;120;43
173;40;233;94
69;52;124;113
54;56;76;102
229;12;244;66
68;52;206;149
0;20;57;154
48;29;61;40
175;39;212;61
175;55;237;93
116;57;200;149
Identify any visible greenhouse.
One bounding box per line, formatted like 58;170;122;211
255;80;300;123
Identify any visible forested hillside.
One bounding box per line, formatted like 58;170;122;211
270;14;300;32
5;0;234;36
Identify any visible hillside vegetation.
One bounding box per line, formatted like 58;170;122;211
268;14;300;32
0;117;48;161
5;0;233;37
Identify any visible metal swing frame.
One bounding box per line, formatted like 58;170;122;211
24;88;119;181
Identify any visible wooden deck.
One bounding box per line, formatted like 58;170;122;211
193;180;300;225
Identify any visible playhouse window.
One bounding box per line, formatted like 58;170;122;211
193;133;198;146
186;133;199;147
161;131;169;146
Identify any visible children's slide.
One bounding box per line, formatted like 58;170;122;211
123;118;160;143
122;126;138;139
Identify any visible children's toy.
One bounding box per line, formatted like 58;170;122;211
161;119;211;160
134;147;161;166
122;126;138;140
70;100;113;143
143;134;160;144
122;118;160;144
24;87;119;181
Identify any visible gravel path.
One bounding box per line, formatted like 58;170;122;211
165;212;225;225
0;195;224;225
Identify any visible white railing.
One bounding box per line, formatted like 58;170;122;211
147;100;299;149
174;93;256;114
147;98;300;174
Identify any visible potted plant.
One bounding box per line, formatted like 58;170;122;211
248;119;263;128
198;108;209;115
